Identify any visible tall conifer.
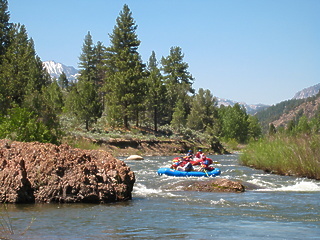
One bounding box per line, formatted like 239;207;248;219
78;31;96;84
94;41;107;89
65;32;102;131
0;0;10;58
146;51;166;132
187;88;218;131
104;4;146;129
58;72;69;90
161;46;194;123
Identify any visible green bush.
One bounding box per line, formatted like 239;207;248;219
0;107;59;144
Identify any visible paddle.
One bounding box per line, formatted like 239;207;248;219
203;168;209;177
199;164;209;177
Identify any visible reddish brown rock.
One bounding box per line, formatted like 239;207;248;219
183;178;245;193
0;140;135;203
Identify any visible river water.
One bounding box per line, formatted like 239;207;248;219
1;154;320;239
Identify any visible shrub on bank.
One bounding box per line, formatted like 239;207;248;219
240;134;320;180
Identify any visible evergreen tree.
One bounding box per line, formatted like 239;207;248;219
66;32;103;131
0;0;10;59
171;99;186;133
65;80;102;131
1;23;50;113
187;88;218;132
94;41;107;111
0;2;59;143
161;46;194;122
58;72;69;90
94;41;107;89
43;80;64;114
78;31;96;84
145;51;166;132
104;4;146;129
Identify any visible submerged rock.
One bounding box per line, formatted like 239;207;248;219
179;178;245;193
0;140;135;203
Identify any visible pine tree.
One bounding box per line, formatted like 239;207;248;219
94;41;107;89
161;46;194;123
104;4;146;129
146;51;166;132
43;80;64;114
0;0;11;59
65;80;102;131
58;72;69;90
0;8;13;114
0;2;59;143
187;88;218;132
171;99;186;133
66;31;102;131
1;23;49;112
78;31;96;84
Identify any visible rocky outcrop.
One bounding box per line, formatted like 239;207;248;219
0;140;135;203
180;178;245;193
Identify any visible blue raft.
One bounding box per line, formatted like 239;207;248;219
157;167;221;177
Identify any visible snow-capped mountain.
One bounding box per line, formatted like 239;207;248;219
292;83;320;100
217;98;270;115
43;60;79;82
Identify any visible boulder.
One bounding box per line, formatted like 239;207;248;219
126;155;144;160
0;140;135;203
181;178;245;193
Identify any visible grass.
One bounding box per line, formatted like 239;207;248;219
0;205;14;237
240;134;320;179
0;204;36;238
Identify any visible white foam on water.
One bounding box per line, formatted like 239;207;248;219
133;183;178;197
210;198;228;205
256;180;320;192
248;178;278;189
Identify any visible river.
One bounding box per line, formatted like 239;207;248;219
1;154;319;239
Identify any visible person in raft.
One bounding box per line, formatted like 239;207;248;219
185;149;193;159
194;149;204;160
199;155;215;171
170;157;193;172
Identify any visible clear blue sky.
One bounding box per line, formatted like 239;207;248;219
8;0;320;105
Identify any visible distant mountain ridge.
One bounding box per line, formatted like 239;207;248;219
217;98;270;115
256;82;320;131
43;60;79;82
292;83;320;100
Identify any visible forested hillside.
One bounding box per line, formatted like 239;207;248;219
256;92;320;133
0;1;261;149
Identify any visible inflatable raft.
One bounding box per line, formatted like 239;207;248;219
157;167;221;177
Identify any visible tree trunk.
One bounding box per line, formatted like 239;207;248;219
124;114;129;129
85;120;89;131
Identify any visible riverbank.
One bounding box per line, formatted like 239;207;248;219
240;134;320;180
64;135;229;157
